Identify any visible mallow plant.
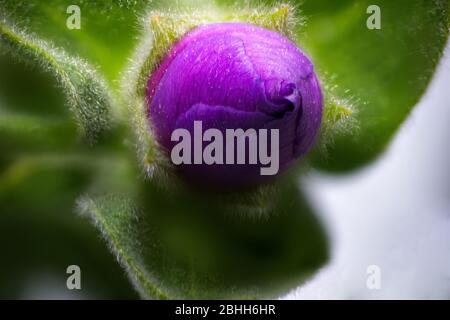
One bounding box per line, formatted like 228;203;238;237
0;0;448;299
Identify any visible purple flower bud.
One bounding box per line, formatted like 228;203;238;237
147;23;322;188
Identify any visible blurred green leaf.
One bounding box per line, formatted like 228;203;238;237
0;44;78;155
79;179;328;299
0;111;77;154
0;18;113;143
299;0;449;171
0;0;160;87
0;153;138;298
0;0;163;297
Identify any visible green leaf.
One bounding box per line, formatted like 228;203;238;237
0;160;138;298
78;180;328;299
299;0;449;171
0;0;152;86
0;17;113;143
0;111;77;154
0;41;77;154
